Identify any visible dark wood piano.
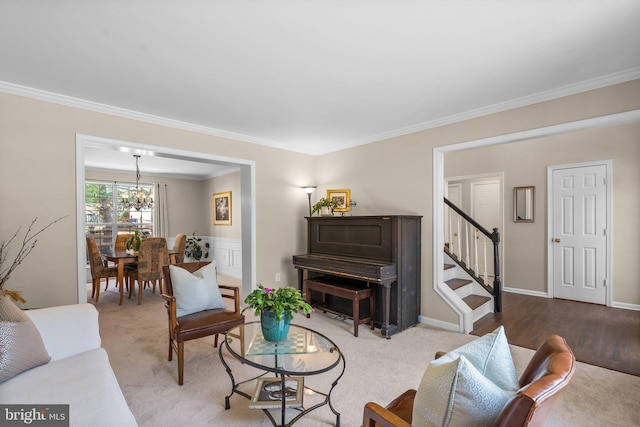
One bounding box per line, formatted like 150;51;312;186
293;215;421;338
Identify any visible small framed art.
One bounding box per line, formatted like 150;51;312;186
213;191;232;225
327;189;351;212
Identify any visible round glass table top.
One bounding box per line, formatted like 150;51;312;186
224;322;342;375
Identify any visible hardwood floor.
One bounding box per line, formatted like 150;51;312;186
471;292;640;377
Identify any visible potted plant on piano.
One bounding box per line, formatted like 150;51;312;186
242;284;312;342
311;198;339;217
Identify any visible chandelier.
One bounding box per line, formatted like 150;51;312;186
122;155;154;211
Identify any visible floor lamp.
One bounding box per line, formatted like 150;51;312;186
301;186;317;216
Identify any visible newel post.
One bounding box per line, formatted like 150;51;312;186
491;228;502;313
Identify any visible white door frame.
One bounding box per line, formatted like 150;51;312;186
75;134;257;304
546;160;612;306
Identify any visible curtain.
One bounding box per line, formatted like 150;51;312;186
153;183;169;238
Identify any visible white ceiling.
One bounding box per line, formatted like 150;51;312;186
2;1;640;178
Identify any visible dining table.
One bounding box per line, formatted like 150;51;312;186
104;249;177;305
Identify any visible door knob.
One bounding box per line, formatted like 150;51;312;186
554;238;561;243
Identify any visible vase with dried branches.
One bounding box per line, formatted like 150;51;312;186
0;216;67;303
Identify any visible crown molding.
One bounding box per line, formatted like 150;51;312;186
333;67;640;154
3;66;640;156
0;80;293;152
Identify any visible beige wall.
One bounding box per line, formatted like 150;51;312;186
445;124;640;305
315;79;640;325
0;92;315;308
1;79;638;326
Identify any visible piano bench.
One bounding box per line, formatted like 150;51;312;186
304;278;376;337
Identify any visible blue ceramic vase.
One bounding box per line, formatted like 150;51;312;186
261;311;291;342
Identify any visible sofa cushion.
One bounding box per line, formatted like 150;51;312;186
170;262;225;317
0;348;137;427
25;303;101;361
0;297;50;383
433;326;519;392
412;355;513;427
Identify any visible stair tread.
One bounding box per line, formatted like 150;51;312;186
445;278;473;290
463;294;492;310
444;263;455;270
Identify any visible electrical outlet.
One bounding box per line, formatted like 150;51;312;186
275;273;281;282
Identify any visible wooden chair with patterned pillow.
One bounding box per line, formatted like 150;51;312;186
161;261;245;385
171;233;187;264
125;237;169;305
86;237;118;303
362;334;576;427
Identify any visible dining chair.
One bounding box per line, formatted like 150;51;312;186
104;233;134;281
125;237;169;305
115;233;131;251
171;233;187;264
86;237;118;303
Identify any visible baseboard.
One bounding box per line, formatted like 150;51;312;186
611;301;640;312
503;286;549;298
504;287;640;311
418;315;460;333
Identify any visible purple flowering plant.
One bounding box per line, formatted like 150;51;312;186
242;283;312;321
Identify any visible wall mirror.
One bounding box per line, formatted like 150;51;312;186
514;186;535;222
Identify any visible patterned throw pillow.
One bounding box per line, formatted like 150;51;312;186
0;297;51;383
412;355;513;427
411;326;519;427
169;262;226;317
433;326;519;392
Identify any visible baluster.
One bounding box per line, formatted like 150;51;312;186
447;208;453;252
464;222;470;267
482;236;488;283
473;228;479;273
456;215;462;261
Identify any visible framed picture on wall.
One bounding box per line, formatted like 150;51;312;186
213;191;232;225
327;189;351;212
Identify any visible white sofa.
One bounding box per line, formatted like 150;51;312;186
0;303;138;427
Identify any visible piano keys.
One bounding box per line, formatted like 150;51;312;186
293;215;421;338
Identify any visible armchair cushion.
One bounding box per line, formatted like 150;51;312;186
412;326;518;427
413;355;513;427
169;262;225;317
0;298;50;383
433;326;519;392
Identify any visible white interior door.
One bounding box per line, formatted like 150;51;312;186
552;164;608;304
445;183;462;256
471;180;501;280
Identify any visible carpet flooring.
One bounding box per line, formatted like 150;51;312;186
90;279;640;426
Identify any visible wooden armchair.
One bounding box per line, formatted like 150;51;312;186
363;335;576;427
161;262;245;385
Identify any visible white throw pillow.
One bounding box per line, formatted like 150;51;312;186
412;355;513;427
433;326;519;392
169;262;225;317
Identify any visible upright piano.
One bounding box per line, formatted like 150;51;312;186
293;215;421;338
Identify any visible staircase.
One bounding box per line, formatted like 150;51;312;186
444;253;493;329
443;197;502;333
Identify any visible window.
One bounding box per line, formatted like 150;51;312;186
85;181;153;253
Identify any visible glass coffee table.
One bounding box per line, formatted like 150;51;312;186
219;322;345;426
